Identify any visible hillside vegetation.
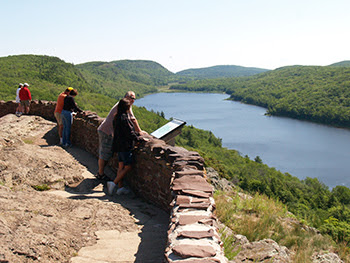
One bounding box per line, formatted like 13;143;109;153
76;60;175;99
176;65;269;79
170;65;350;127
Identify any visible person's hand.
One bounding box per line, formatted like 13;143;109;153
141;137;150;142
139;130;148;136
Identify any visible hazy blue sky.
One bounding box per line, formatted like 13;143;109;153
1;0;350;72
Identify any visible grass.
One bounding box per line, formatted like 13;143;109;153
31;184;50;191
214;190;344;262
22;138;34;144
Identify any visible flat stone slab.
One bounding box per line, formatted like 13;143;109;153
178;229;215;239
181;190;211;198
172;176;213;193
178;215;213;225
172;244;216;258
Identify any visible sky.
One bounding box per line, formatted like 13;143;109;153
1;0;350;73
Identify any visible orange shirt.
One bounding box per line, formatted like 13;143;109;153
54;92;67;113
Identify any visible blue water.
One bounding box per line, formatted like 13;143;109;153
135;92;350;189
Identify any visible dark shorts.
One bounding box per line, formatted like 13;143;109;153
118;151;133;166
20;100;30;107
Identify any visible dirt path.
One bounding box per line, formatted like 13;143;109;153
0;114;168;263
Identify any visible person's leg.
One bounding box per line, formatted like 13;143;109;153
20;101;25;114
61;110;72;146
97;131;113;177
66;112;73;145
16;103;21;114
113;162;132;187
55;112;64;144
61;112;68;146
58;124;63;139
98;158;107;176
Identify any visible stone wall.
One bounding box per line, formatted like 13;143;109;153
0;100;228;262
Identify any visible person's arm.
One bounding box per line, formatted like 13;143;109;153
121;115;140;141
71;97;83;113
129;107;146;134
131;118;142;133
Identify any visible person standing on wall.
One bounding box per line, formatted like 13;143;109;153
15;83;23;116
61;89;84;148
96;91;145;180
107;98;142;195
19;83;31;114
54;87;73;145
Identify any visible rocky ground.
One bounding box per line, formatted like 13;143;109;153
0;114;168;263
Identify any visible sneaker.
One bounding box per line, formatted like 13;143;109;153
59;138;63;145
95;173;106;180
117;187;130;195
107;181;116;195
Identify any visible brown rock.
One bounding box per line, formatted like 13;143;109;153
175;170;205;178
172;244;216;258
181;189;211;198
172;176;213;193
233;239;291;263
178;215;212;225
178;202;211;210
178;229;215;239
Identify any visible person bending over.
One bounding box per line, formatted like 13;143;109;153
96;91;145;180
107;98;141;195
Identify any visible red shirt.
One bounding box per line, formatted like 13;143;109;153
54;92;67;113
19;87;32;101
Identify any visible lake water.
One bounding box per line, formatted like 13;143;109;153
135;92;350;189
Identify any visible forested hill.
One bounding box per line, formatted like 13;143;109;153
329;60;350;67
0;55;93;101
171;65;350;127
76;60;176;99
176;65;269;79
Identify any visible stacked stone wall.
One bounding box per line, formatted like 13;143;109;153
0;100;228;262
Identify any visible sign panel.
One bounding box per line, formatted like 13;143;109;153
151;118;186;139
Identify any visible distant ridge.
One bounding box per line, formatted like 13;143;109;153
329;60;350;67
176;65;269;79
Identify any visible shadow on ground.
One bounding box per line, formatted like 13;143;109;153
41;126;169;262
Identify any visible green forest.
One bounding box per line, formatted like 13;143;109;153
171;65;350;127
1;54;350;250
176;65;269;79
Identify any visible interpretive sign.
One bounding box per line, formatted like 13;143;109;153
151;118;186;145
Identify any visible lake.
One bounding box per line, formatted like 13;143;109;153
135;92;350;189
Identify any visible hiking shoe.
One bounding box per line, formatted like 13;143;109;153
117;187;130;195
107;181;116;195
95;173;106;180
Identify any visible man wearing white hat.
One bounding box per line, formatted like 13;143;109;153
19;83;32;114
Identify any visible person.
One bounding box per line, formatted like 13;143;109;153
61;89;83;148
96;91;144;179
54;87;73;145
19;83;31;114
107;98;141;195
15;83;23;116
